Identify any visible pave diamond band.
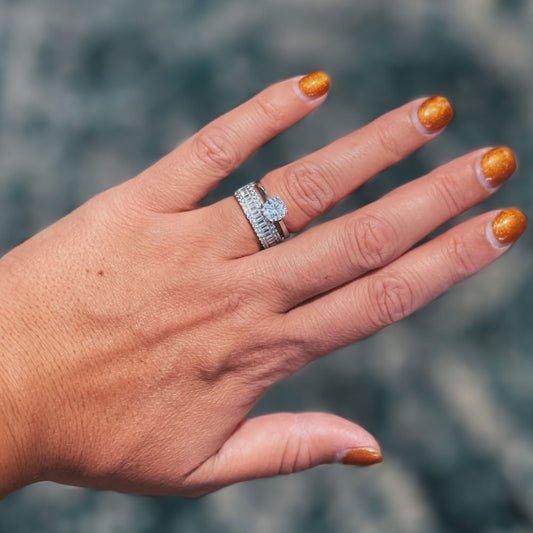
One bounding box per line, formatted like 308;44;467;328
234;182;289;249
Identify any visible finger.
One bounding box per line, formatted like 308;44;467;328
131;72;331;212
183;412;382;495
214;95;453;256
283;209;527;360
258;146;517;309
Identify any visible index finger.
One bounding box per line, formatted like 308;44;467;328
131;72;331;212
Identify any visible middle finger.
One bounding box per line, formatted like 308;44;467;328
264;96;453;233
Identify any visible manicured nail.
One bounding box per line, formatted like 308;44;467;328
416;96;454;132
338;447;383;467
298;71;331;99
479;146;517;189
490;208;528;247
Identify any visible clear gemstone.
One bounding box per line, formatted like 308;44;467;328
262;197;287;222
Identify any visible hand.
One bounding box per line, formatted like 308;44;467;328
0;72;526;497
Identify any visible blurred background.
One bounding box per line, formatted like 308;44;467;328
0;0;532;532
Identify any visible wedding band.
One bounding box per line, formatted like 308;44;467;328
234;181;289;249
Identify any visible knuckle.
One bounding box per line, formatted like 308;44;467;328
373;122;406;162
192;127;240;175
253;93;286;133
231;317;307;388
431;176;463;217
215;278;267;323
445;234;478;282
344;214;398;271
191;332;245;385
368;274;416;329
191;352;235;385
285;161;336;220
190;290;264;384
89;188;150;235
220;286;252;316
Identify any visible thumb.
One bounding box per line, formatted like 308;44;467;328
185;412;382;495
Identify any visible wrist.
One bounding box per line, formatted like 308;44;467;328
0;388;31;498
0;267;47;497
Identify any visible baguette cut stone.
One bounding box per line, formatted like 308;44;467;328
262;197;287;222
234;183;285;248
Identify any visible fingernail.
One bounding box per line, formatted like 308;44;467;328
337;447;383;467
489;208;528;247
416;95;454;132
297;71;331;99
478;146;517;189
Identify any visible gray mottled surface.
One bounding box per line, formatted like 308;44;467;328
1;1;533;532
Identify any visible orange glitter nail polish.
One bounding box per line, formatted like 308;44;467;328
481;147;517;188
492;208;527;245
340;447;383;467
298;71;331;98
417;96;454;132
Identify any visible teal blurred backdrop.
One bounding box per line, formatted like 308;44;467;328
1;1;532;532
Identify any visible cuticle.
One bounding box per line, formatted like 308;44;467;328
412;102;447;136
476;157;499;192
486;219;511;250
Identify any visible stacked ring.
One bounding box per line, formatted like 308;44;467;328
234;182;289;249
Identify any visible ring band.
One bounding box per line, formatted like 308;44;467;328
234;181;289;249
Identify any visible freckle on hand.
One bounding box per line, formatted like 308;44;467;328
97;270;104;276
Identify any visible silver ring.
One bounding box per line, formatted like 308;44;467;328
234;181;289;249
